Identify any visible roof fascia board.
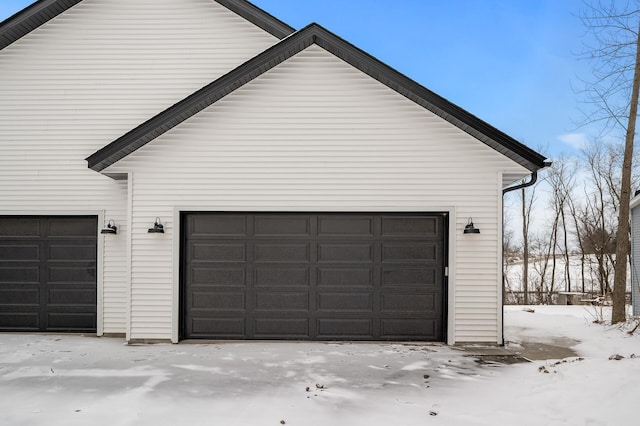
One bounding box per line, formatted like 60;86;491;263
215;0;294;39
0;0;294;51
0;0;82;50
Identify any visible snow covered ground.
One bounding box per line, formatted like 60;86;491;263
1;306;639;426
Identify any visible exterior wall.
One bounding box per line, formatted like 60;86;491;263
109;46;530;343
631;199;640;316
0;0;278;334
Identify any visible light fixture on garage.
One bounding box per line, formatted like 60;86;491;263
148;217;165;233
463;217;480;234
101;219;117;235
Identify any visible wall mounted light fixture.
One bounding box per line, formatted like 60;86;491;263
148;217;165;233
101;219;117;234
463;217;480;234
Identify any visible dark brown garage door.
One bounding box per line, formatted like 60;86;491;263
182;213;446;341
0;216;97;332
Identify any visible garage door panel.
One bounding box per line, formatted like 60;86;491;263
47;265;96;284
0;266;40;283
0;218;40;237
318;216;373;236
382;267;436;286
382;294;436;312
47;218;96;237
318;244;373;262
191;317;246;337
255;291;309;311
48;244;96;261
255;243;310;262
317;292;372;311
191;267;246;286
46;312;96;330
0;288;39;305
0;216;97;332
192;292;246;310
255;267;309;286
381;216;439;236
183;213;445;341
48;287;96;306
255;318;309;337
254;216;310;236
192;243;246;262
382;243;437;262
317;319;372;338
0;313;39;330
189;215;248;237
0;244;40;261
381;319;436;339
318;267;373;286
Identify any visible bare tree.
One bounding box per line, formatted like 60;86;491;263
529;231;554;304
579;198;615;295
613;23;640;323
566;190;588;292
546;156;579;291
580;2;640;322
580;141;619;296
519;179;538;304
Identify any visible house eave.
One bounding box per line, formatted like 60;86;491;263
215;0;294;39
0;0;82;50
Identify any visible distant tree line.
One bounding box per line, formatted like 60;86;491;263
503;141;639;305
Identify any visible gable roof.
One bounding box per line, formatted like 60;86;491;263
85;23;548;173
0;0;294;50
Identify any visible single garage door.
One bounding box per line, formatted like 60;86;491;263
0;216;97;332
182;213;446;341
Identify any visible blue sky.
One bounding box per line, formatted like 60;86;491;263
0;0;594;160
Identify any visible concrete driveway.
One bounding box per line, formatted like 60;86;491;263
0;333;512;426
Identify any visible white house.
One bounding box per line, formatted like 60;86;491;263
0;0;548;344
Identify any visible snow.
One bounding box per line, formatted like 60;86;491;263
1;306;639;426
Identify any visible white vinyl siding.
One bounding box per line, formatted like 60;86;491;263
109;46;529;343
0;0;278;334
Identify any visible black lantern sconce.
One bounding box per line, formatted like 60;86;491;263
148;217;165;234
463;217;480;234
101;219;118;235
